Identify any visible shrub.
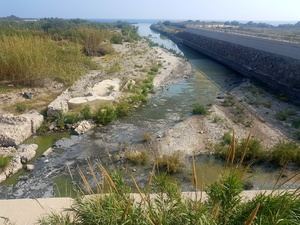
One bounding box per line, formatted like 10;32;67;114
222;95;235;107
206;172;243;224
110;34;123;44
115;101;131;118
156;152;183;174
39;213;73;225
229;192;300;225
94;106;117;125
64;113;80;125
270;141;300;166
222;132;232;145
192;104;208;115
275;109;296;121
80;105;92;120
15;102;27;113
106;62;121;74
124;150;148;165
292;118;300;129
0;155;12;170
215;136;264;163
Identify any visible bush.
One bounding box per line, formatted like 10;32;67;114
115;101;131;118
80;105;92;120
292;118;300;129
192;104;208;115
270;141;300;166
110;34;123;44
206;173;243;224
15;102;27;113
64;113;80;125
275;109;296;121
124;150;149;165
215;135;264;163
222;132;232;145
94;106;117;125
229;192;300;225
0;155;12;170
156;152;183;174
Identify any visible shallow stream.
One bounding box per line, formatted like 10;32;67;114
0;24;299;199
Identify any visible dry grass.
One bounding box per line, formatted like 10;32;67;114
0;35;93;86
124;150;149;165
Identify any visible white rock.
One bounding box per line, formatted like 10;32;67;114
74;120;95;135
89;78;120;96
18;144;38;163
47;90;70;117
42;147;53;157
26;164;35;171
0;112;43;147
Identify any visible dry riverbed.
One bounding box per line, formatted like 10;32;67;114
154;79;299;158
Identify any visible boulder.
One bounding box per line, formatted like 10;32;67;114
87;78;121;97
74;120;95;135
18;144;38;163
47;90;70;117
25;164;35;171
0;112;43;147
68;96;114;108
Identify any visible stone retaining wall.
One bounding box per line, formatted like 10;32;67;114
151;25;300;105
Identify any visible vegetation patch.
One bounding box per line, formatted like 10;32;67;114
124;150;149;165
0;155;12;170
270;141;300;166
156;152;183;174
192;103;208;115
39;169;300;225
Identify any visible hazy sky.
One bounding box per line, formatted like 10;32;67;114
1;0;299;21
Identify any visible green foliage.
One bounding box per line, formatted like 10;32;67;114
39;213;74;225
15;102;27;113
110;34;123;44
229;192;300;225
215;135;264;163
80;105;92;120
222;132;232;145
94;106;117;125
192;104;208;115
275;109;296;121
40;169;300;225
115;101;131;118
206;172;243;224
0;155;12;170
292;117;300;129
270;141;300;166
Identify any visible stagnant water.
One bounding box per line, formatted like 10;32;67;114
0;24;299;199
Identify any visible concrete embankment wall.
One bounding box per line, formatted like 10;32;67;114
151;25;300;104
